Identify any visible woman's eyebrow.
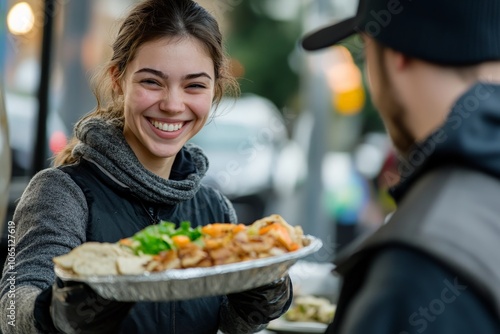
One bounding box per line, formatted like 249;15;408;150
134;68;167;79
134;68;212;81
183;72;213;81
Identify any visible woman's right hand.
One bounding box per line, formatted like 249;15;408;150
35;278;135;334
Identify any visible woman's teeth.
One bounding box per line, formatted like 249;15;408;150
152;120;183;132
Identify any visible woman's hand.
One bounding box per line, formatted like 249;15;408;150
226;275;293;327
35;278;135;334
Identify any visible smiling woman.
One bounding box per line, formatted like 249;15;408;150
0;1;293;334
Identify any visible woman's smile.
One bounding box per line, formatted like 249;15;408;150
146;117;191;140
148;119;185;132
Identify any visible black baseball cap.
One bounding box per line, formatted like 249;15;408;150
301;0;500;65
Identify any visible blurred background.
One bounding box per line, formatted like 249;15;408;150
0;0;400;273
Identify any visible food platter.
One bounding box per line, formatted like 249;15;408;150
55;235;322;301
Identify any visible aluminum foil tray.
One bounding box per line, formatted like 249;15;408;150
55;235;322;301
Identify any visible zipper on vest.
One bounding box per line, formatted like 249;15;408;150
134;195;159;225
147;206;160;224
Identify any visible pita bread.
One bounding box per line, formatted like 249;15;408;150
53;242;139;276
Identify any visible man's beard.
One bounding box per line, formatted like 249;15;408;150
373;45;416;156
384;109;415;156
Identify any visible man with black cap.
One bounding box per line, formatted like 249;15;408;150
302;0;500;333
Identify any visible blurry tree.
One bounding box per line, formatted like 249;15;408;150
225;0;301;111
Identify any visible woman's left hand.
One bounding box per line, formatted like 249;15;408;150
226;275;293;326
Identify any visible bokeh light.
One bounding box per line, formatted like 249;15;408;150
7;2;35;35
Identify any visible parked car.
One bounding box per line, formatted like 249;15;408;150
190;93;306;224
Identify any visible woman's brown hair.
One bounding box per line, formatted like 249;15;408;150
54;0;239;166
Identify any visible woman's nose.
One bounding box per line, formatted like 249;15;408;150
159;89;185;113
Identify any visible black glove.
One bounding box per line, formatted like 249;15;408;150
34;278;135;334
227;275;293;327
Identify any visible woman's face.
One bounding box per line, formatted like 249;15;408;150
118;37;215;176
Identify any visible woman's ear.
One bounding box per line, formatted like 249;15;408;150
110;66;123;95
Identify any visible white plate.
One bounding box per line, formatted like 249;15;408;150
267;317;328;333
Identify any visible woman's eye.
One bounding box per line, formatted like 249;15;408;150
141;79;160;86
188;83;206;89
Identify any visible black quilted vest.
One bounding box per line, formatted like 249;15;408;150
61;158;231;334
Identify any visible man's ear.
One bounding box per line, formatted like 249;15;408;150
388;48;412;72
110;66;123;95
